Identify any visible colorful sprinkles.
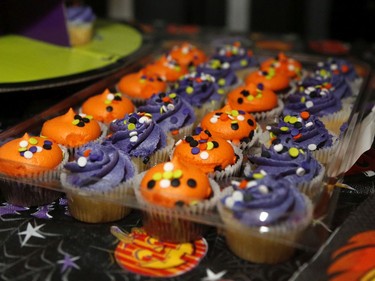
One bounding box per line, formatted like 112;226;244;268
18;137;54;159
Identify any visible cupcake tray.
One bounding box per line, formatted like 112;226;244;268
0;39;373;259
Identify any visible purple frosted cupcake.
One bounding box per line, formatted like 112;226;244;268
196;59;239;89
137;92;196;140
218;172;313;264
171;72;225;121
60;142;136;223
66;5;96;46
105;112;173;171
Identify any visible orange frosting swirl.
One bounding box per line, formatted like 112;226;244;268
227;83;278;113
144;55;188;82
245;69;290;92
140;157;212;208
41;108;101;148
81;89;134;124
200;104;257;145
260;52;302;79
0;133;63;177
117;70;167;99
173;129;237;174
169;42;207;68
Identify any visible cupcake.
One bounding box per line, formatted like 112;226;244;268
137;92;196;141
136;157;220;243
65;4;96;46
40;108;106;153
60;142;136;223
104;112;173;172
200;104;260;152
246;144;325;202
144;55;188;83
226;83;284;122
245;68;293;98
211;41;258;79
168;42;207;69
265;111;337;165
260;52;303;80
172;127;243;181
116;70;167;106
0;134;67;206
171;72;224;121
195;59;239;90
81;89;135;124
218;172;313;264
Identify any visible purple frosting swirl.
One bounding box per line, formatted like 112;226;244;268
171;72;223;108
221;173;307;227
138;92;195;133
248;144;321;183
64;142;134;191
212;43;258;70
315;58;359;82
105;112;167;158
266;113;333;151
284;85;342;117
66;6;96;23
196;60;238;88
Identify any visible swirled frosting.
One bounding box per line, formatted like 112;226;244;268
248;144;321;183
105;112;167;159
266;111;333;151
315;58;359;82
221;172;307;227
64;142;135;191
66;5;96;24
171;72;223;108
211;41;258;70
196;59;238;88
137;92;195;133
284;84;342;117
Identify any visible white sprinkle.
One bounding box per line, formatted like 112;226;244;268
274;62;280;67
129;131;138;137
175;139;182;146
19;140;28;148
161;105;167;113
237;115;245;121
317;62;324;67
246;181;257;188
222;62;230;69
181;47;189;54
77;157;87;167
308;144;317;151
167;104;175;111
210;117;218;124
23;151;33;159
330;64;338;70
36;146;43;152
274;143;284;152
232;190;244;202
228;115;235;120
219;49;225;56
296;167;306;176
260;169;267;175
107;93;114;101
231;180;240;187
225;197;235;208
288;64;295;71
266;125;272;131
305;101;314;108
200;151;209;160
160;179;170;188
139;116;148;124
305;122;314;128
163;162;174;171
258;185;269;194
130;136;138;143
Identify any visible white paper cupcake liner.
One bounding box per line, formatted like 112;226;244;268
318;106;352;136
217;193;313;264
166;122;195;142
252;98;284;124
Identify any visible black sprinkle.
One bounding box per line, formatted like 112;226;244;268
185;136;194;143
77;121;85;127
106;106;113;112
129;117;137;124
247;119;254;126
171;179;180;187
237;97;243;104
294;122;303;129
231;123;239;130
147;180;155;189
212;141;219;148
204;130;212;137
82;117;90;123
74;114;82;120
43;145;52;150
189;140;198;147
285;137;291;143
114;96;122;101
281;146;288;153
143;156;150;164
240;90;250;97
187;179;197;188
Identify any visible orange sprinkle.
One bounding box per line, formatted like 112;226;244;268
171;130;179;135
233;41;241;47
162;97;171;103
196;77;202;83
83;149;91;157
293;133;302;140
219;114;229;121
225;51;232;57
199;131;209;140
324;83;332;89
341;65;349;73
239;179;247;189
300;111;310;120
199;143;207;150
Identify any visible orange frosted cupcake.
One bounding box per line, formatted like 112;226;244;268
169;42;207;69
227;83;283;121
41;108;106;152
200;104;260;152
136;157;220;242
116;70;167;105
81;89;134;124
0;133;67;206
260;52;303;80
172;128;243;181
245;68;293;98
144;55;188;83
